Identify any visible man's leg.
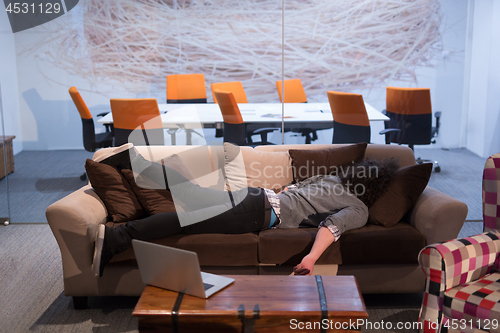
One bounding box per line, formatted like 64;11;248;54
93;188;267;277
133;154;233;209
117;188;266;242
93;212;183;278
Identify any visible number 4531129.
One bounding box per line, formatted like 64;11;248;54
5;2;61;14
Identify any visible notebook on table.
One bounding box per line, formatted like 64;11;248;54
132;239;234;298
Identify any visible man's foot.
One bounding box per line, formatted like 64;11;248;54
92;224;113;278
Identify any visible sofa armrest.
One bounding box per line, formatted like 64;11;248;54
46;185;107;281
418;232;500;332
408;187;468;245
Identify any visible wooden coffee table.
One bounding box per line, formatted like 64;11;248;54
133;275;368;332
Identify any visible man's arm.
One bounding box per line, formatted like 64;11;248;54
293;226;334;275
293;204;368;276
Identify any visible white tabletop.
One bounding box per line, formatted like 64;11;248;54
98;102;388;129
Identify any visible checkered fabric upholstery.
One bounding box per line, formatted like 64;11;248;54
418;232;500;333
443;272;500;330
483;154;500;232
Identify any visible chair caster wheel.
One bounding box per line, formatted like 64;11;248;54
434;166;441;173
80;173;87;181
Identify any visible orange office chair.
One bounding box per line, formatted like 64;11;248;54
276;78;324;144
211;81;248;103
69;87;114;180
382;87;441;171
166;73;207;143
166;73;207;104
327;91;371;144
276;79;307;103
213;90;276;146
110;98;164;147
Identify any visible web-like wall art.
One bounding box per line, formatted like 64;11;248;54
24;0;442;101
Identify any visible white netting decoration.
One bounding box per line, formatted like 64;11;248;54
24;0;442;101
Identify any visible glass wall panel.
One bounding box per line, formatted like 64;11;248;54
0;84;11;225
1;0;286;223
1;0;470;224
282;0;446;145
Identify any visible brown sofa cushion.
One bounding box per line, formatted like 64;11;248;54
85;159;145;222
339;223;426;265
289;143;367;182
258;228;341;265
368;163;433;227
109;233;259;266
259;223;424;266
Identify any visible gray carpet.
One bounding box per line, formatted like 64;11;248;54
0;224;139;333
0;150;94;223
415;147;486;222
1;224;423;333
413;147;487;239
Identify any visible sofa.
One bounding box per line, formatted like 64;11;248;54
46;143;468;309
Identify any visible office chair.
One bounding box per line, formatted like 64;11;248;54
327;91;372;144
382;87;442;172
110;98;164;147
276;79;321;144
211;81;248;104
213;90;277;146
276;79;307;103
69;87;114;181
166;73;207;104
166;73;207;144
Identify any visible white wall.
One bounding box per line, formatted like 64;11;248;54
11;4;132;151
465;0;500;158
0;8;22;154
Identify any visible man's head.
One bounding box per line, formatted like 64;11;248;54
337;159;399;207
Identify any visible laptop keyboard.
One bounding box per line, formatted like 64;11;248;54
203;282;214;291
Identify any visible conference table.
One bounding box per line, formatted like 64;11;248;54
98;102;389;144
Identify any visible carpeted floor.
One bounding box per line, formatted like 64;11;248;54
0;150;94;223
0;224;424;333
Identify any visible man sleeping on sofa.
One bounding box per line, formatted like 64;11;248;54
92;152;398;278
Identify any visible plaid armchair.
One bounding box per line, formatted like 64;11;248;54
418;154;500;333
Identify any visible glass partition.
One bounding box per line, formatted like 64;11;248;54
282;0;444;145
0;0;470;223
1;0;287;222
0;84;11;225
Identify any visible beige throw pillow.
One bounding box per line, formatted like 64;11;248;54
223;143;293;190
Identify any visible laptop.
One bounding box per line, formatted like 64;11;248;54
132;239;234;298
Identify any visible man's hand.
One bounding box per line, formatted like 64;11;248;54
293;227;336;276
293;254;316;276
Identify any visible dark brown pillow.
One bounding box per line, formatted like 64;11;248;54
289;143;367;182
85;159;146;223
120;153;198;216
121;169;176;216
368;163;433;227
